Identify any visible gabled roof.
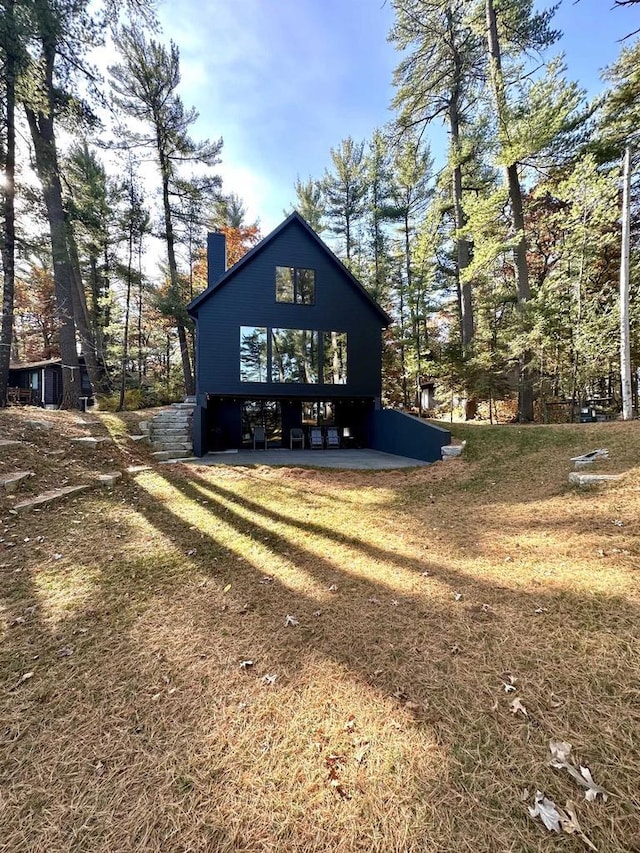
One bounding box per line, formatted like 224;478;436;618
187;211;391;326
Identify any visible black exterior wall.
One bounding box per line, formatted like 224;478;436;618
188;212;451;461
189;213;389;456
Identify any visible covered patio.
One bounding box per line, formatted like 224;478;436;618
184;447;431;470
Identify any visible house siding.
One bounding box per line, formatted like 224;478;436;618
194;219;385;401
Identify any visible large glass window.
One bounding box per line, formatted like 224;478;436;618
271;328;318;383
240;326;267;382
301;401;336;426
275;266;315;304
323;331;347;384
241;400;282;446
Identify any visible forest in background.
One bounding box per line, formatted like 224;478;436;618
0;0;638;421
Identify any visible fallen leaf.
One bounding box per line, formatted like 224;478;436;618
548;741;608;802
353;742;370;765
326;755;351;799
510;697;528;717
528;790;563;832
343;715;356;732
561;800;598;851
19;671;34;683
580;766;608;802
549;740;572;767
284;614;299;627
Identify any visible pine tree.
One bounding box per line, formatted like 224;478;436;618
291;176;325;233
321;137;367;263
110;24;223;396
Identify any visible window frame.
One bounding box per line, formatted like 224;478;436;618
275;266;316;305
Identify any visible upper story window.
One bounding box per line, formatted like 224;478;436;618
276;266;315;304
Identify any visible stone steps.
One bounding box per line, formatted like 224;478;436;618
14;484;91;513
150;449;193;461
0;471;33;493
12;471;125;512
568;472;623;487
71;436;111;449
148;403;195;460
151;442;192;451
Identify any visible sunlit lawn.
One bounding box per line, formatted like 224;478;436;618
1;415;639;852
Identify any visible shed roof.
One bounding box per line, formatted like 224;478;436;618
187;211;392;326
9;358;62;370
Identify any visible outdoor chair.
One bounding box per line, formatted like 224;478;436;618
290;427;305;449
310;427;324;449
253;426;267;449
326;427;340;449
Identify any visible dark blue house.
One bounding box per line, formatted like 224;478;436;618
187;212;450;461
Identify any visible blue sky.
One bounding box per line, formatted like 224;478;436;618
158;0;638;235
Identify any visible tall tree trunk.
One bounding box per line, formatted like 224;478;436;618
619;144;633;420
485;0;533;421
138;236;143;386
0;0;16;407
401;216;412;408
25;105;81;409
66;221;110;393
159;144;193;396
119;212;134;411
447;12;474;354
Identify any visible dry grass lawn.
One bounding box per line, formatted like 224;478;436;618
1;408;639;852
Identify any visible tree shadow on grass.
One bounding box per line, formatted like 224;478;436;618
2;465;639;852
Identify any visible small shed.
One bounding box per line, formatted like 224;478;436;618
8;358;93;407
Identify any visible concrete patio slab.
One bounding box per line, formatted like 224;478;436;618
185;448;430;470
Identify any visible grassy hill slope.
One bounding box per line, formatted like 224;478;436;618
1;409;639;852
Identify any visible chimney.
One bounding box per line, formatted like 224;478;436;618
207;231;227;287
